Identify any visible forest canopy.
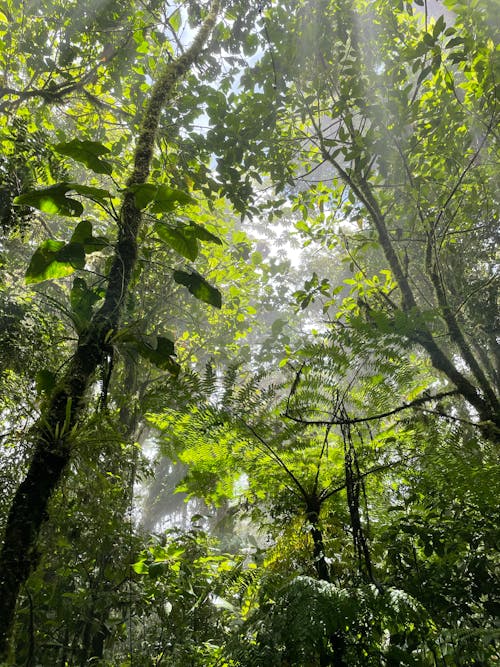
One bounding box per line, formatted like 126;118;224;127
0;0;498;665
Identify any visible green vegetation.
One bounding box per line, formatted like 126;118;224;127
0;0;498;664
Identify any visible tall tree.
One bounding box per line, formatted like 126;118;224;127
207;0;500;439
0;0;498;663
0;2;221;656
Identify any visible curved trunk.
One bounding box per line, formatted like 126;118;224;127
0;3;220;658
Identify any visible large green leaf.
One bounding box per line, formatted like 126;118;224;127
128;183;193;211
150;185;193;213
134;335;180;375
55;242;86;267
185;220;222;245
14;183;111;217
15;185;84;217
70;277;103;332
128;183;158;210
173;270;222;308
71;220;109;252
132;560;148;575
53;139;113;175
64;184;113;206
25;239;85;284
154;221;199;260
154;220;222;260
25;219;110;285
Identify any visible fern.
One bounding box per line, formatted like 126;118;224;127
228;575;436;666
146;334;437;526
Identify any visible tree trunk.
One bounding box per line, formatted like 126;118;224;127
0;3;220;658
321;146;500;442
308;505;330;583
306;501;348;667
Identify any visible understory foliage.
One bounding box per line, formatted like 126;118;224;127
0;0;498;665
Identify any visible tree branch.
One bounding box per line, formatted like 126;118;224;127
284;390;460;427
239;419;310;503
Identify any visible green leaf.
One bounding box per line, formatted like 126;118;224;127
84;236;109;253
415;65;432;87
423;32;435;47
169;9;181;32
154;221;199;260
151;185;193;213
26;239;83;284
185;221;222;245
71;220;93;243
155;220;222;259
446;36;464;49
64;183;112;205
173;270;222;308
70;277;102;331
128;183;193;211
55;242;86;268
54;139;113;175
71;220;109;252
128;183;158;210
14;183;111;217
433;14;446;38
136;335;179;374
132;560;149;575
148;561;167;578
15;185;84;217
35;369;57;395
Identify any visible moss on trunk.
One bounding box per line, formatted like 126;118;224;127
0;2;220;657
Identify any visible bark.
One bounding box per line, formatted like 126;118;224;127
307;501;330;583
0;2;220;658
428;259;499;413
306;501;348;667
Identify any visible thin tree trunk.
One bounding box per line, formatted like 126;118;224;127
319;144;499;441
0;3;220;658
307;503;330;583
306;502;348;667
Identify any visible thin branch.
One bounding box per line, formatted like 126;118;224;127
320;458;409;502
313;423;332;496
433;125;492;233
239;419;310;502
284;390;460;427
417;408;487;428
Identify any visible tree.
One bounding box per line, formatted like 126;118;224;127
0;0;498;663
0;1;222;656
145;349;498;664
208;0;499;439
147;343;470;664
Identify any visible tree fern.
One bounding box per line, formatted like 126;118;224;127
228;575;436;666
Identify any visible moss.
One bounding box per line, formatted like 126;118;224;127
0;2;221;658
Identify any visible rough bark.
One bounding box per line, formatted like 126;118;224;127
0;2;220;658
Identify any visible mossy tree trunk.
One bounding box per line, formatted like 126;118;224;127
0;2;220;658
